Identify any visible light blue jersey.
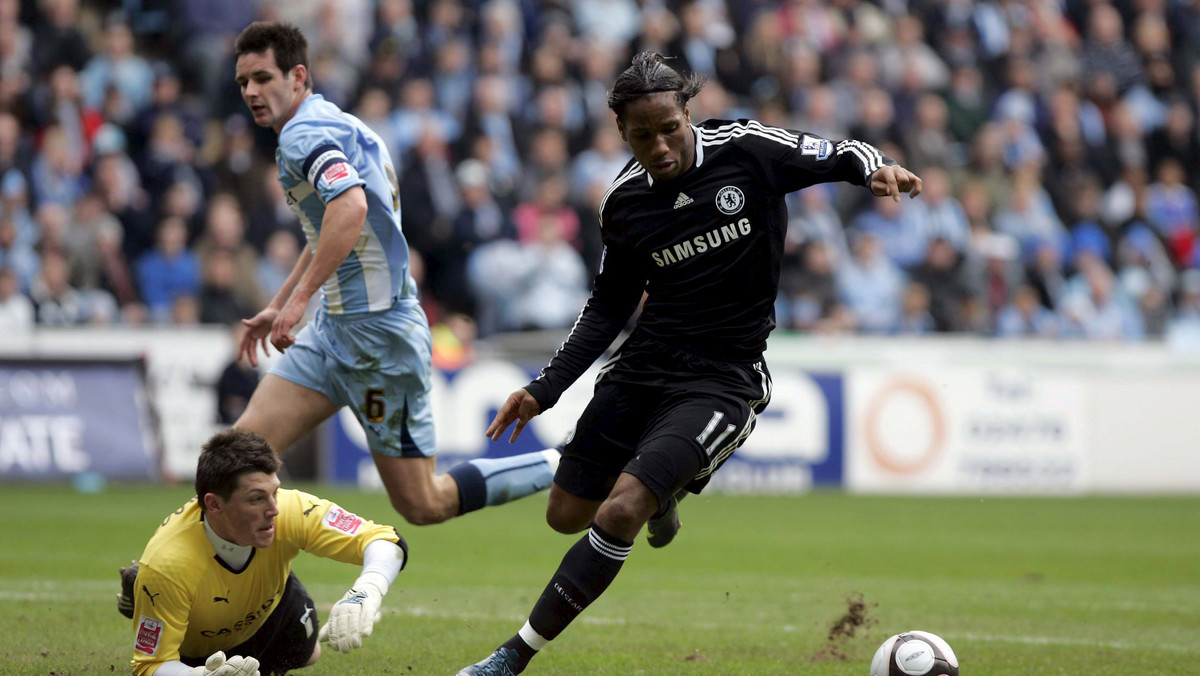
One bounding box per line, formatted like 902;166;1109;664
276;94;414;315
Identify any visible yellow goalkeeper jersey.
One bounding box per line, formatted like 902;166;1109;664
130;489;400;676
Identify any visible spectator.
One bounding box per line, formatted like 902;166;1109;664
135;216;200;323
896;282;936;335
1081;4;1144;95
836;230;905;334
849;192;927;270
995;284;1059;338
194;193;263;312
210;115;267;216
8;0;1200;344
79;19;154;119
0;265;32;331
913;167;970;254
216;323;260;424
514;174;580;249
246;163;301;252
256;229;300;304
31;0;91;76
778;239;845;334
31;248;117;325
910;237;977;333
64;193;139;309
969;232;1023;329
994;168;1068;252
439;159;516;315
569;125;631;201
1166;269;1200;347
29;123;87;207
198;249;250;325
943;67;990;145
1059;257;1144;341
1144;158;1199;266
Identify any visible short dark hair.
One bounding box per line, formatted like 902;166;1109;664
234;21;312;89
194;429;279;511
607;52;706;120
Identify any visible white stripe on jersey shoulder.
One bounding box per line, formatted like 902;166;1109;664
598;163;646;229
700;120;799;148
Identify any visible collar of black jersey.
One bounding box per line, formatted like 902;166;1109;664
645;124;704;187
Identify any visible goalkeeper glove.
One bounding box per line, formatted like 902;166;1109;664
318;580;384;653
188;651;260;676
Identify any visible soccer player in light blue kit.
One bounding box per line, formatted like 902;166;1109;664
231;22;557;526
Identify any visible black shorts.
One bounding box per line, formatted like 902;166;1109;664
182;572;319;676
556;333;772;512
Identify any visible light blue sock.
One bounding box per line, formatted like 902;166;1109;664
449;449;560;514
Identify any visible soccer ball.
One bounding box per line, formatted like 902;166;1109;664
870;630;959;676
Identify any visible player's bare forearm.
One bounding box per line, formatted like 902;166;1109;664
291;187;368;304
486;388;542;443
269;246;313;311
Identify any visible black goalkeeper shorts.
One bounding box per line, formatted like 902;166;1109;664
556;333;772;512
182;572;318;676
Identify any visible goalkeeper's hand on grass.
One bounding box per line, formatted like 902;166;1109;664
318;581;384;653
188;651;259;676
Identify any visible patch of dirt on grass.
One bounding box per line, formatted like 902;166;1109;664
811;591;876;662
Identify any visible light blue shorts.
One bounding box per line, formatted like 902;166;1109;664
269;297;435;458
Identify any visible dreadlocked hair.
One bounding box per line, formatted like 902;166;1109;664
607;52;707;119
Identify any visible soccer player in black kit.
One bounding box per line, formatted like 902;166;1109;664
456;52;923;676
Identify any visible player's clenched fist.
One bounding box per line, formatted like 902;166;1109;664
319;582;384;653
189;651;260;676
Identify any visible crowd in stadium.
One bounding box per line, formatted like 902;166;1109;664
3;0;1200;346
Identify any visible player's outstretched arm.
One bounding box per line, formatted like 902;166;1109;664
869;165;923;202
319;539;404;654
486;388;543;443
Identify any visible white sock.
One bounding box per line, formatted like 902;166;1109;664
519;621;549;651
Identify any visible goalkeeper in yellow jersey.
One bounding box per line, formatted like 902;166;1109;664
120;429;407;676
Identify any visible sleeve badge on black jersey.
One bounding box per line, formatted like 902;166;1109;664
716;186;745;215
800;134;832;160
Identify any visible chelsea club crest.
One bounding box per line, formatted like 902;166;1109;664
715;186;744;215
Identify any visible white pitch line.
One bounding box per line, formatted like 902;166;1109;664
6;585;1195;656
389;606;1198;655
947;631;1198;655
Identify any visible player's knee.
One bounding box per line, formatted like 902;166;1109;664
596;495;651;534
545;506;589;534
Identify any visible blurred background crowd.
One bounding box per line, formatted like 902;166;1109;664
4;0;1200;352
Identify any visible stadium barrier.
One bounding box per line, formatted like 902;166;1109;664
2;329;1197;494
0;357;158;480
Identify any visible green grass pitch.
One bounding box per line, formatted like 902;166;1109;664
1;484;1197;675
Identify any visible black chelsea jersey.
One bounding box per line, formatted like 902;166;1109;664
525;119;893;411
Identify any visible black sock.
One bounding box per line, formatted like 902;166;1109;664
500;634;538;668
527;523;633;641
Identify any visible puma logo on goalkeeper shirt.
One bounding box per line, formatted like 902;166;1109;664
213;590;230;603
303;502;320;516
142;585;160;605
